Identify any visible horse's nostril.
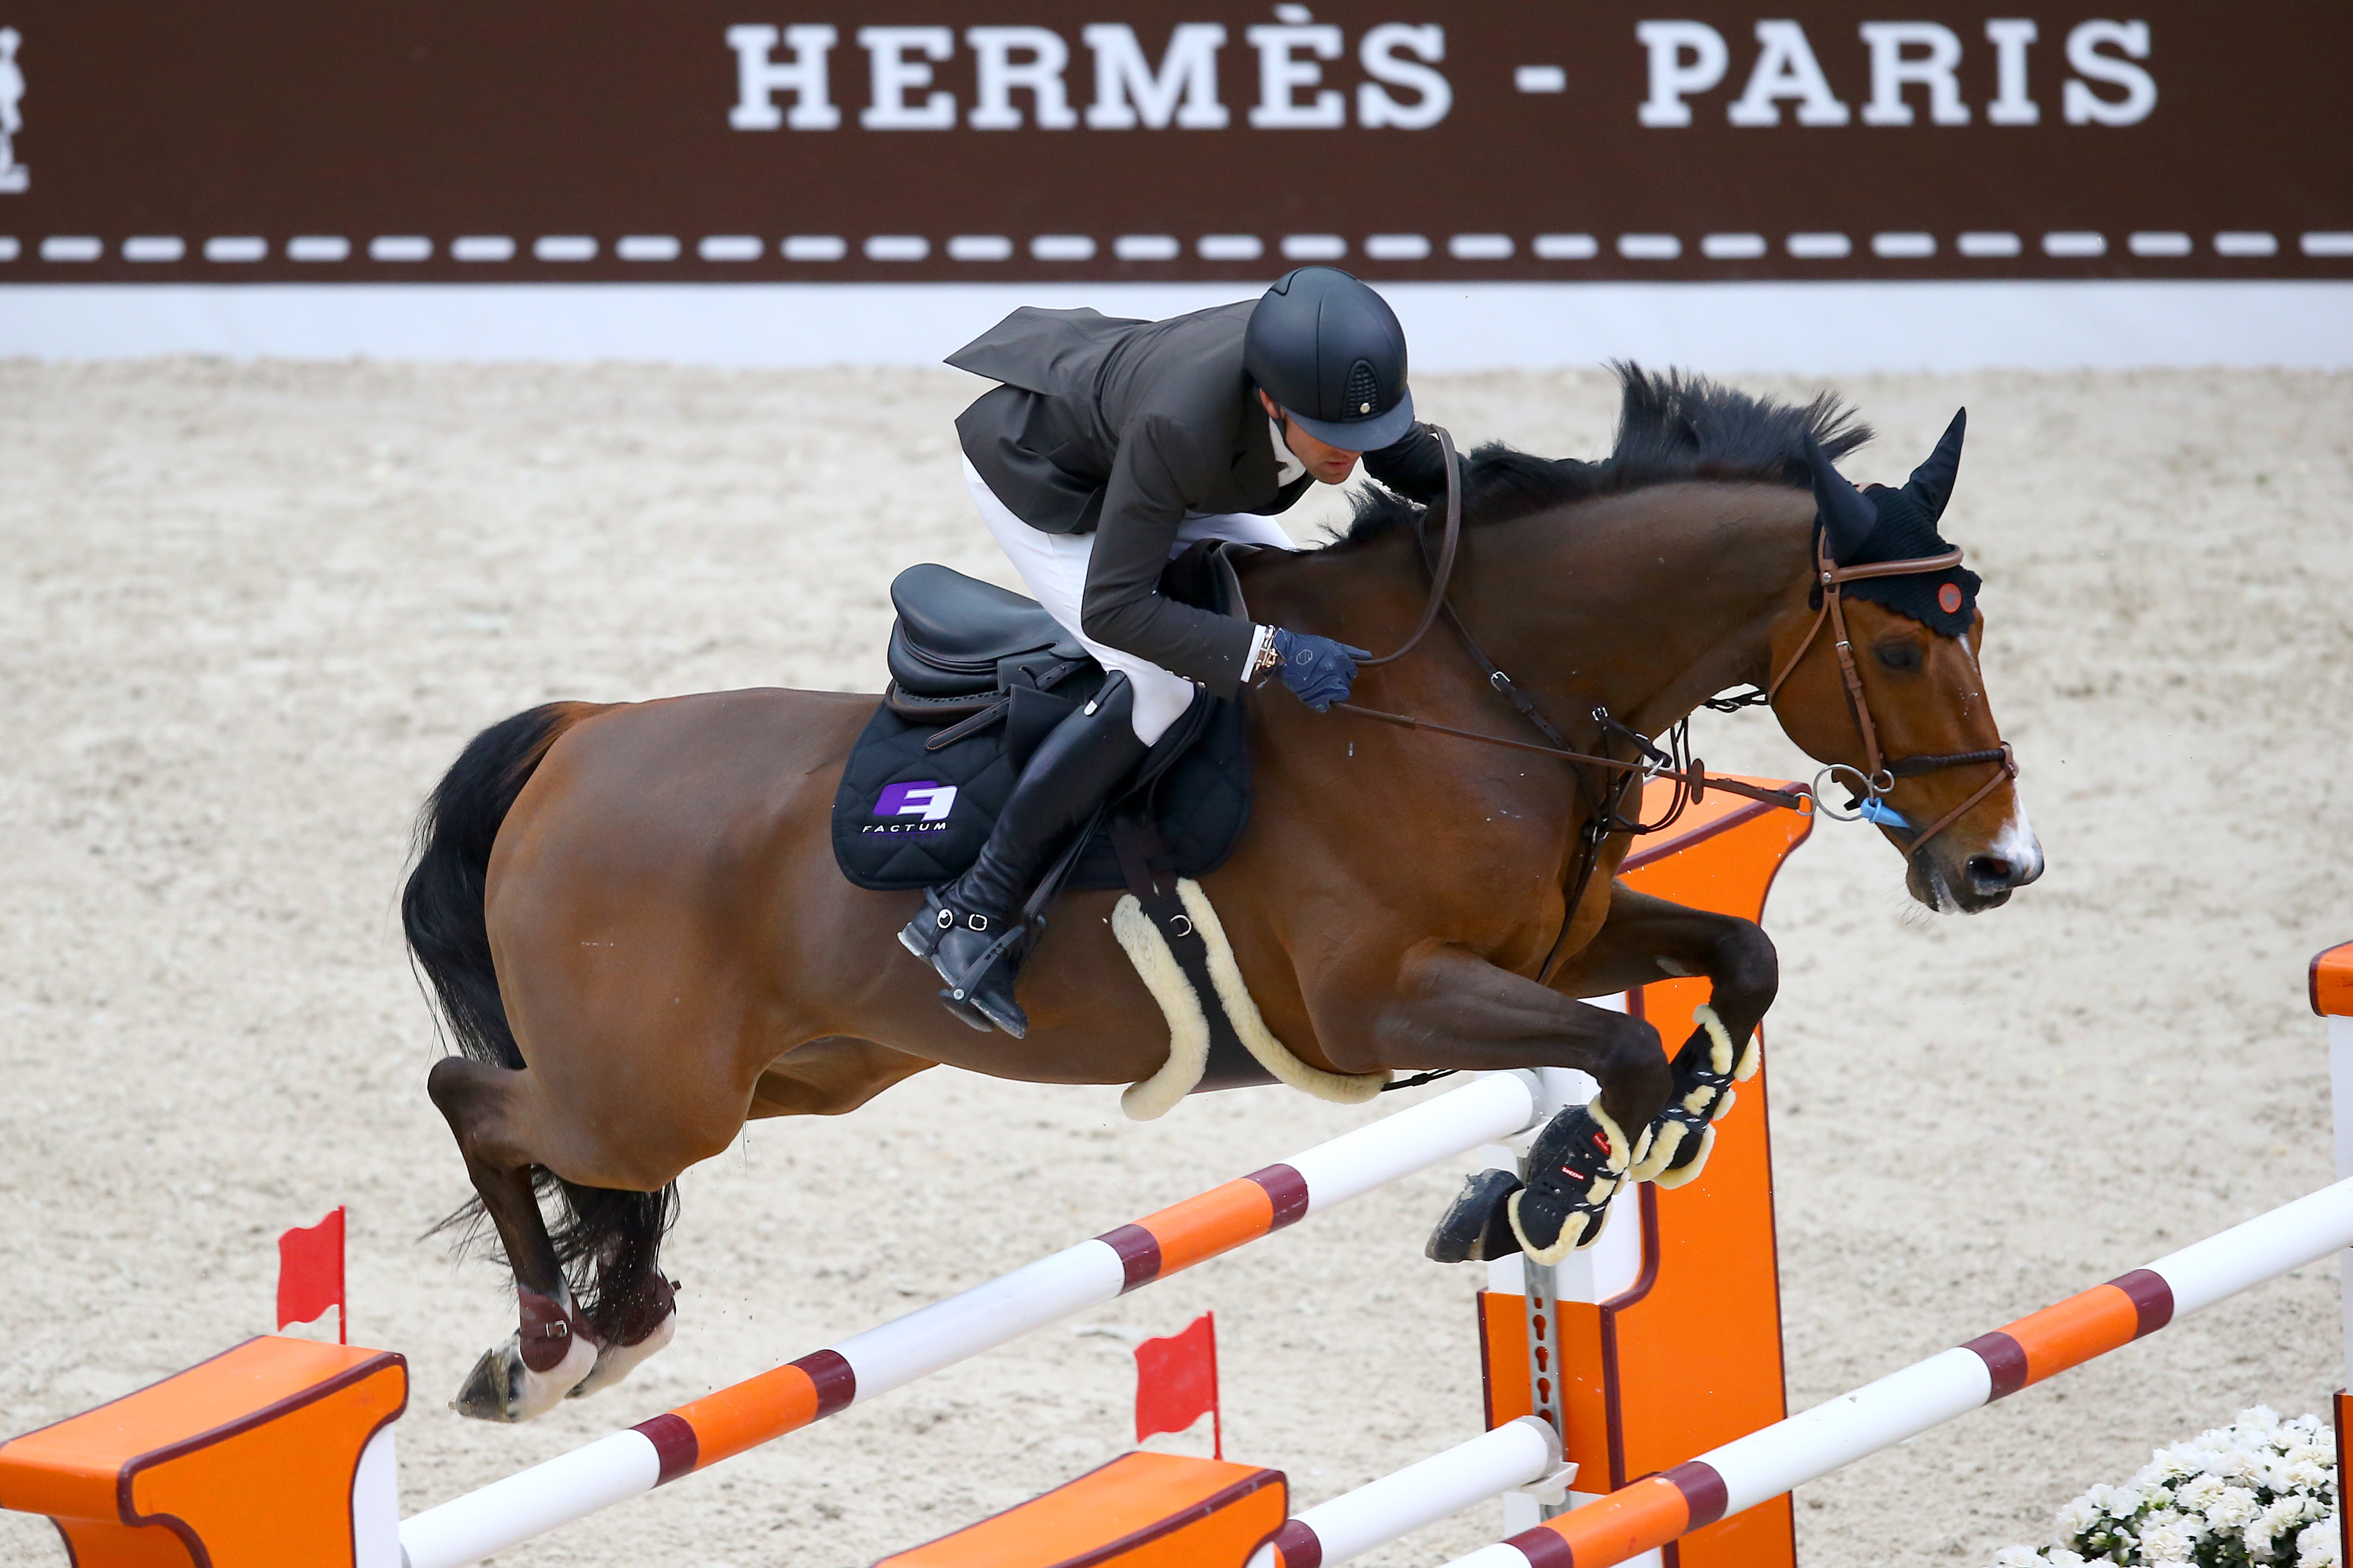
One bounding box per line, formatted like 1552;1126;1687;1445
1966;854;2015;890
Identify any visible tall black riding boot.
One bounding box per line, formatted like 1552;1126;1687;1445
899;675;1149;1038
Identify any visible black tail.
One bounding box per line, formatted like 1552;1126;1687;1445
402;702;678;1344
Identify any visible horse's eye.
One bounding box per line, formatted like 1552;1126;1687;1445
1875;640;1923;672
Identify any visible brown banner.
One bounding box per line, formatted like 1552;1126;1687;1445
0;3;2344;284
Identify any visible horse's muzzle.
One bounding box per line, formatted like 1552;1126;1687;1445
1964;844;2044;900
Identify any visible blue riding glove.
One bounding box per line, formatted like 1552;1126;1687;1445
1268;628;1371;713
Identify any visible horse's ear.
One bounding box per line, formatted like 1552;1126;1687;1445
1902;408;1966;521
1805;432;1878;561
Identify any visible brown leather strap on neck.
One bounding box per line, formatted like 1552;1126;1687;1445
1358;425;1462;668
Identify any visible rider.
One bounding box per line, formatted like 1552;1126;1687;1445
902;266;1455;1037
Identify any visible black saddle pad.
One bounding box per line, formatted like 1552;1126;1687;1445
830;545;1254;893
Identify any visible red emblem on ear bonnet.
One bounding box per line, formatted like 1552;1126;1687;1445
1937;583;1963;614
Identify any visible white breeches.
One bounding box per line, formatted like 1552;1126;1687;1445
963;458;1294;744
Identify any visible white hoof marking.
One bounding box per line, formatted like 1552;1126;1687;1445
568;1308;677;1400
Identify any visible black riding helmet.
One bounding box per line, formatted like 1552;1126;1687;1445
1244;266;1416;452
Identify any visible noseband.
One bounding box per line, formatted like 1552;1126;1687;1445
1763;531;2018;856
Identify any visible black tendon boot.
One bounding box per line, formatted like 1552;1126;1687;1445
899;675;1149;1037
1421;1102;1632;1266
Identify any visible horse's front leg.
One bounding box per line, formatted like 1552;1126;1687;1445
1549;882;1780;1187
1337;944;1671;1266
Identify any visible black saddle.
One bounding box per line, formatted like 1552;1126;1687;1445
832;544;1255;895
885;564;1086;701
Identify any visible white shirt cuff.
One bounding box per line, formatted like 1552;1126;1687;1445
1246;623;1276;679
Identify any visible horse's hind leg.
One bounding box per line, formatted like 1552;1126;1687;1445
1549;883;1779;1186
428;1056;602;1420
556;1186;678;1403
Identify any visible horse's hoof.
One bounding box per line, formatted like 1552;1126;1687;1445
1425;1168;1524;1263
567;1307;677;1400
450;1330;597;1422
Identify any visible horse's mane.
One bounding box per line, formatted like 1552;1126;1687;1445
1331;362;1873;548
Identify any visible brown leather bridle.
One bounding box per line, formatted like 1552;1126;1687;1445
1764;529;2018;855
1331;426;2019;862
1320;425;2018;1014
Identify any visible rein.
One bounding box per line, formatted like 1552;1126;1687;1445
1323;447;2017;994
1332;424;1804;818
1329;429;1796;990
1353;426;1464;668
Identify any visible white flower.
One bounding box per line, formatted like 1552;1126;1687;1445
2282;1459;2329;1493
2265;1497;2321;1535
2178;1474;2228;1510
2209;1448;2265;1483
2055;1499;2103;1537
1989;1410;2338;1568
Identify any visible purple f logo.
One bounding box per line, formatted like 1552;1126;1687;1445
875;780;958;822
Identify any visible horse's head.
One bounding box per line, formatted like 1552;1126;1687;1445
1767;411;2044;914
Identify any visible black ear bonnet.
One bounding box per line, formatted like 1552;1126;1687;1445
1803;409;1979;638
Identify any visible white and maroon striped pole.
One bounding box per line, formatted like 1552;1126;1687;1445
1247;1417;1565;1568
398;1069;1543;1568
1440;1173;2353;1568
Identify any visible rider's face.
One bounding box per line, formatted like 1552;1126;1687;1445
1258;390;1363;486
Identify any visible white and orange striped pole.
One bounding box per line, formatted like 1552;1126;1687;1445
2315;939;2353;1568
1440;1171;2353;1568
398;1069;1545;1568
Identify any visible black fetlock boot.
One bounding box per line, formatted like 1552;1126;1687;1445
899;675;1148;1038
1509;1102;1633;1261
1626;1004;1755;1188
1423;1100;1634;1266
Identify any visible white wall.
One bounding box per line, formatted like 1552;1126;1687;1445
1;280;2348;372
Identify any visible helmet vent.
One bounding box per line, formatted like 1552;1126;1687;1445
1343;360;1380;417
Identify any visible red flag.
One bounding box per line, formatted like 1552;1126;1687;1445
1133;1311;1220;1460
277;1206;346;1343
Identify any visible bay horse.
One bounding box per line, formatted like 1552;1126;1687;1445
402;369;2041;1420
